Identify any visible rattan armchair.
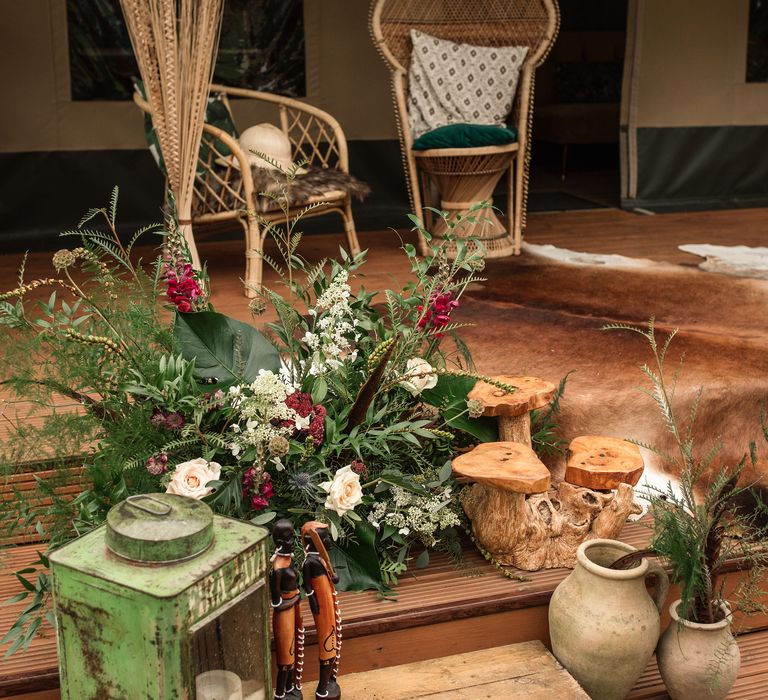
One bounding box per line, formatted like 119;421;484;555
370;0;559;257
134;84;361;297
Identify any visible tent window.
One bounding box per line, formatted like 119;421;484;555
67;0;306;101
747;0;768;82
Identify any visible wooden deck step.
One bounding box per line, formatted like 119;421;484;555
2;520;768;698
303;641;588;699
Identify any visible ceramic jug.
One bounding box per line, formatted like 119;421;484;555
549;539;669;699
657;600;740;700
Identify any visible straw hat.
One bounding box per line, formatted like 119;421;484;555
238;123;305;173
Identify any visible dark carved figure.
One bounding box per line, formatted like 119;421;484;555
271;519;304;700
301;521;341;700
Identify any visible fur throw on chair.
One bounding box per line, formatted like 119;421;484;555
250;166;370;213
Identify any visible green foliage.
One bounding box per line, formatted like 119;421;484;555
605;320;768;624
173;310;280;389
531;371;572;458
421;374;497;442
330;520;383;591
1;172;511;651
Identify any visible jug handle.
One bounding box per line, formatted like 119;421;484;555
645;559;670;612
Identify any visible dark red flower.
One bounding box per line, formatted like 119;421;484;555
150;408;185;431
242;466;273;511
150;408;167;429
417;289;460;338
164;412;185;430
350;459;368;479
164;257;203;312
251;495;269;510
145;453;168;476
283;392;326;446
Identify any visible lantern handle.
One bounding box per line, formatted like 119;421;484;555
125;494;173;516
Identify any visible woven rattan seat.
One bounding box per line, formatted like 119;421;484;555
134;85;361;297
370;0;559;257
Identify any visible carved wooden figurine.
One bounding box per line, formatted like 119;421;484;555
301;522;342;700
271;519;304;700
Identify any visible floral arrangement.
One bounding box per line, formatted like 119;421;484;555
2;182;543;656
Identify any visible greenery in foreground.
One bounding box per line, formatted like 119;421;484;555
607;320;768;625
0;182;570;656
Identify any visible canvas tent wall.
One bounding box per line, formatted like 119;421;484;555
621;0;768;211
1;0;767;249
0;0;402;249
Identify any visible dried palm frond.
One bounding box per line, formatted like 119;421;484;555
119;0;225;268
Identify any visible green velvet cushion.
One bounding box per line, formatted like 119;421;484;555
134;80;238;173
411;123;518;151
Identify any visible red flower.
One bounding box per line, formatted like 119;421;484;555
165;257;203;313
150;408;186;431
251;495;269;510
350;459;368;478
145;453;168;476
242;466;273;511
283;392;326;446
417;290;459;339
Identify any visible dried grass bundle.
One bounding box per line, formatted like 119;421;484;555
119;0;225;267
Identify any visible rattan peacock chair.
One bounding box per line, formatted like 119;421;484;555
134;84;362;298
370;0;559;257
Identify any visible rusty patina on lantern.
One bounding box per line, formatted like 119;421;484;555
50;493;271;699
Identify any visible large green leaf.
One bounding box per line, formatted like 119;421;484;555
174;311;279;389
330;520;383;592
421;374;498;442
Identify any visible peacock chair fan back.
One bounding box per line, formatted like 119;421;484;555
370;0;560;257
372;0;558;74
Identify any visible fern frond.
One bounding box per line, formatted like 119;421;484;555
108;186;119;226
77;208;104;229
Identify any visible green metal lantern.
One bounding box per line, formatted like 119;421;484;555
50;493;271;700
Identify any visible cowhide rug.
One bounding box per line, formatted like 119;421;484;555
679;243;768;280
457;248;768;499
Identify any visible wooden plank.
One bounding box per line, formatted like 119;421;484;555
301;642;588;699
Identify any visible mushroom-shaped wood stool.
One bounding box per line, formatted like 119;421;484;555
564;436;644;490
468;376;555;447
453;441;551;567
455;438;643;571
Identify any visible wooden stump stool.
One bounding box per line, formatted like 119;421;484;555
454;437;644;570
468;375;556;447
565;435;644;490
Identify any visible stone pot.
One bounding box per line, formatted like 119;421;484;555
657;599;740;700
549;538;669;700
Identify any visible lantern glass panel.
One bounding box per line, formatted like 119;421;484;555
192;582;267;700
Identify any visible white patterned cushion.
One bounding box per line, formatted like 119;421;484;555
407;30;528;141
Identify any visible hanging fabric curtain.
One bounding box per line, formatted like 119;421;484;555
119;0;225;269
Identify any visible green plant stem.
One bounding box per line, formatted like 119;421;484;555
63;269;138;365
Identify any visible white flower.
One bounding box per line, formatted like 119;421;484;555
166;458;221;499
398;527;410;536
398;357;438;396
320;465;363;517
294;414;311;431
